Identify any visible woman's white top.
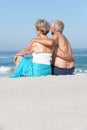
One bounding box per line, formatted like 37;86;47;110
32;53;52;65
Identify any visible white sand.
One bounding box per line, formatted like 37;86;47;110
0;74;87;130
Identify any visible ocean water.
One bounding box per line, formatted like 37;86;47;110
0;48;87;77
72;48;87;74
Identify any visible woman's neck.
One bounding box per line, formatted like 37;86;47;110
39;34;48;39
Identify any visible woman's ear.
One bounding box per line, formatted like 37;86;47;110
50;27;55;34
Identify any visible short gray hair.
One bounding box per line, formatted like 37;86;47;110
51;19;64;33
35;19;50;35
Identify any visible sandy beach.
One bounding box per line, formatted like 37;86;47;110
0;74;87;130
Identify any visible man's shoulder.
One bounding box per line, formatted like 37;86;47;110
51;35;58;39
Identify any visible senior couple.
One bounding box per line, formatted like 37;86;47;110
11;19;75;78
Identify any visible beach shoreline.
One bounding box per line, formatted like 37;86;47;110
0;74;87;130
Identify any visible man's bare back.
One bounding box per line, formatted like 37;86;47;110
51;19;75;75
52;32;74;69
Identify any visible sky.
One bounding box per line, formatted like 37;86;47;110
0;0;87;51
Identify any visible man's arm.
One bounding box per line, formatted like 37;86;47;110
15;37;54;57
31;38;55;46
56;48;75;61
31;38;74;61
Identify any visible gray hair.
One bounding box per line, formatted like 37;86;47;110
35;19;50;35
51;19;64;33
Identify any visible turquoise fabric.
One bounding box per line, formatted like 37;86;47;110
11;56;51;78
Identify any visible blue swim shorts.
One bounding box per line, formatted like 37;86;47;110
52;66;75;75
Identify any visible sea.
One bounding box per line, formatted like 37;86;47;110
0;48;87;77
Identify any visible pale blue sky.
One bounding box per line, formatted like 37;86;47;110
0;0;87;51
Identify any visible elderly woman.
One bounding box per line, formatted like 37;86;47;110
11;19;54;78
